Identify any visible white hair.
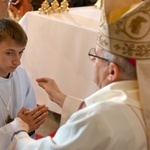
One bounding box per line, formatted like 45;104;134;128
101;49;137;80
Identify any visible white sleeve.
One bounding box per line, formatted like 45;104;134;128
8;107;111;150
8;132;53;150
60;95;83;125
0;123;15;150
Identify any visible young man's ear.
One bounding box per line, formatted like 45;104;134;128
107;62;120;82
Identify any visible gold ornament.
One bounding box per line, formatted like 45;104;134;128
38;0;51;15
38;0;70;15
51;0;60;13
60;0;69;12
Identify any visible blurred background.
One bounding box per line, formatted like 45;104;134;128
32;0;97;10
0;0;97;20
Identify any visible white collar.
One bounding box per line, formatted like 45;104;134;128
85;80;141;108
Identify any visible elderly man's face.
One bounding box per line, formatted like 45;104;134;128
89;47;110;89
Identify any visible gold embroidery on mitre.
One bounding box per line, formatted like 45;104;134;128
97;0;150;59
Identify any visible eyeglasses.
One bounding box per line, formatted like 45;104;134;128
88;48;125;71
88;48;110;62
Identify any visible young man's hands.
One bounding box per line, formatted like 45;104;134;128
17;105;48;133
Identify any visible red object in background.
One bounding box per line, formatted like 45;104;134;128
36;130;57;139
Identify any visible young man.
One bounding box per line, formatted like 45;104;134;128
0;18;48;150
7;0;150;149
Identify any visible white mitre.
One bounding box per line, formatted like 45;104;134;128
97;0;150;149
